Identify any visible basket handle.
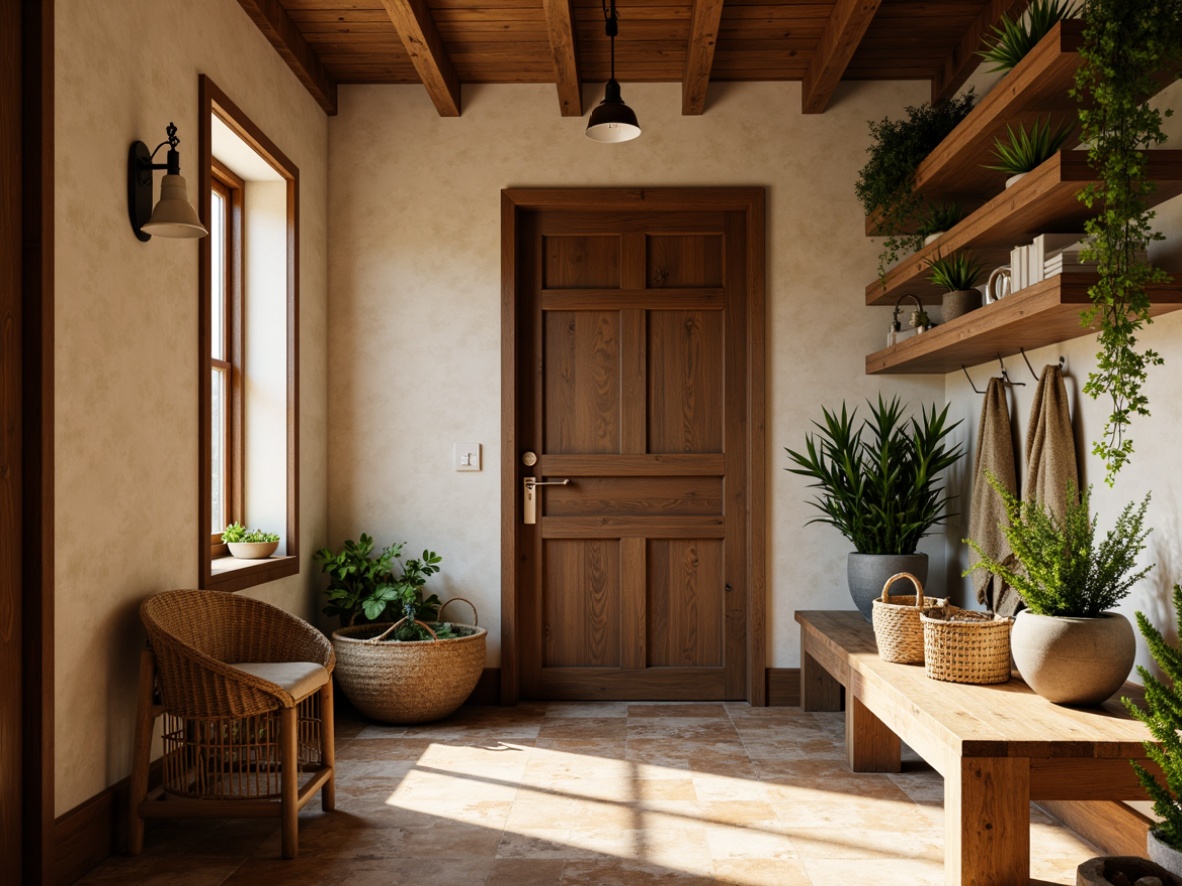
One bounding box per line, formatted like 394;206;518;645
881;572;924;608
367;615;440;644
437;596;478;626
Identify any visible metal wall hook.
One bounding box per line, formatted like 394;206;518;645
1018;347;1066;380
997;353;1025;387
962;365;984;394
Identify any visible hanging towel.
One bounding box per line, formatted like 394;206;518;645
1025;363;1079;523
968;376;1021;616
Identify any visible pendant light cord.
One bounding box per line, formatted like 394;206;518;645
603;0;618;80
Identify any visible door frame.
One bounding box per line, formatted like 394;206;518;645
499;187;766;706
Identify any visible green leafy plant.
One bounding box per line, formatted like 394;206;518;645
925;252;986;292
979;0;1076;73
984;117;1075;176
315;535;447;638
785;396;964;555
1072;0;1182;483
909;307;932;330
1125;583;1182;851
854;92;977;283
221;522;279;544
964;475;1152;617
916;202;963;239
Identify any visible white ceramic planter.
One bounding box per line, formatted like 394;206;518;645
1010;610;1135;705
1005;172;1027;188
227;540;279;559
1149;828;1182;878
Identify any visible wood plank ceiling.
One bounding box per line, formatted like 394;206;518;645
238;0;1029;118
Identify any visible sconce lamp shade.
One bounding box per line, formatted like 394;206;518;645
585;79;641;143
141;174;207;238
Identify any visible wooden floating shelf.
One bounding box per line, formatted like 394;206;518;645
866;276;1182;375
865;149;1182;305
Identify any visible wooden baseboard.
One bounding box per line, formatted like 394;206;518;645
765;668;801;706
465;667;501;705
1038;800;1153;857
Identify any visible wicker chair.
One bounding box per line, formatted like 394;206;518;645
129;590;336;859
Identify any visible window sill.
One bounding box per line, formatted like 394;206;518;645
204;554;298;593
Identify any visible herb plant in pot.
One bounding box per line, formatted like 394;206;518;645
926;251;986;322
221;522;280;559
316;538;486;725
966;477;1151;705
786;396;964;620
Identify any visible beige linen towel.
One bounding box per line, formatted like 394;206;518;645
968;376;1021;616
1025;363;1079;522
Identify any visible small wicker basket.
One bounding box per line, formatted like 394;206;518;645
921;605;1014;685
871;572;943;664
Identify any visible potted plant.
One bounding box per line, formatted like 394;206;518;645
316;538;486;725
965;476;1152;705
1124;583;1182;876
926;251;986;322
221;522;280;559
785;396;964;620
978;0;1077;73
984;117;1075;188
917;202;963;246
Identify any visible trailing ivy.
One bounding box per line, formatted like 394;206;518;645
1073;0;1182;483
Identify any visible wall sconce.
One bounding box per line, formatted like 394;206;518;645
127;122;208;241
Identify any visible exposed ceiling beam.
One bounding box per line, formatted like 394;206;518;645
542;0;582;117
931;0;1031;104
236;0;338;116
682;0;726;116
380;0;462;117
801;0;882;114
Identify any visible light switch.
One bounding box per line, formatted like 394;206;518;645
454;442;481;472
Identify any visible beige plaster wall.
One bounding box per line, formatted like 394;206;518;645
54;0;329;814
327;80;948;672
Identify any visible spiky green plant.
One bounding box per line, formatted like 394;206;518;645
926;252;986;292
785;397;964;555
964;474;1153;617
916;203;963;239
979;0;1077;73
1125;583;1182;851
985;117;1075;176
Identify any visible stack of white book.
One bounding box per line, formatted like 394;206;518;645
1010;234;1084;291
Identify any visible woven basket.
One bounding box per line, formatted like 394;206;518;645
871;572;943;664
332;598;487;725
921;606;1013;684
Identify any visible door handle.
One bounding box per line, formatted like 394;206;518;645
523;477;570;524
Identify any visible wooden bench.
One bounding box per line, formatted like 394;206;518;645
796;610;1159;886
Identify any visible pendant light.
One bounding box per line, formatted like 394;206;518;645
586;0;641;143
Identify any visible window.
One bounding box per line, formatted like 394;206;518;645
199;75;299;592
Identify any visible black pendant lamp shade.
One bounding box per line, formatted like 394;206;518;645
586;2;641;142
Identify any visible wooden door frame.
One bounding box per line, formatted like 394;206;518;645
499;187;767;706
2;0;55;883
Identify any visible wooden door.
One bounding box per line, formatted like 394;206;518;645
502;189;766;703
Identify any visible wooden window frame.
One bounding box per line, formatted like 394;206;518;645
198;75;300;592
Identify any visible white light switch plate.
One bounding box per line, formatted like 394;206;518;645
454;442;481;471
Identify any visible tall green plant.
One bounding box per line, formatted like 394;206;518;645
1073;0;1182;483
785;396;964;555
964;475;1152;616
979;0;1076;73
1125;583;1182;851
984;117;1075;175
926;251;986;292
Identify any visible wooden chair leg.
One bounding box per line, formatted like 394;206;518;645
320;678;336;812
279;705;299;859
128;648;158;856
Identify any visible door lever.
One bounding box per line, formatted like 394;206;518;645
523;477;570;524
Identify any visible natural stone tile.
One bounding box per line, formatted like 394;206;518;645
222;855;493;884
559;858;717;884
75;855;244;885
486;858;567;885
537;717;630;742
627;703;730;719
627;718;740;743
711;857;813;885
801;856;945;884
545;701;629;718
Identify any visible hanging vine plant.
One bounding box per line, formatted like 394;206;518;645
1073;0;1182;483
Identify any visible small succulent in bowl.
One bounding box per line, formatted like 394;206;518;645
222;522;281;559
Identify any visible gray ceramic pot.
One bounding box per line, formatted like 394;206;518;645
1149;828;1182;879
847;552;928;622
1077;853;1182;885
1010;611;1135;705
942;289;982;322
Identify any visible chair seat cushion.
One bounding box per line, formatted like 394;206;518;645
229;661;329;700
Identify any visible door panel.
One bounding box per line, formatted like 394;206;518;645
508;192;761;702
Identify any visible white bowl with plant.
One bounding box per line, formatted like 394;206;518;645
965;477;1151;705
222;522;280;559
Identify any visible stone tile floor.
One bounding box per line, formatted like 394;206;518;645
82;701;1100;885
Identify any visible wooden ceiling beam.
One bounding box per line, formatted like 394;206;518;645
380;0;462;117
542;0;582;117
682;0;726;115
236;0;338;116
931;0;1031;104
802;0;882;114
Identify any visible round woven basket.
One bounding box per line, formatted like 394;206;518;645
921;606;1013;685
331;598;487;725
871;572;943;663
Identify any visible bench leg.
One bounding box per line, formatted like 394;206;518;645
800;650;842;712
945;756;1029;886
846;694;900;772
